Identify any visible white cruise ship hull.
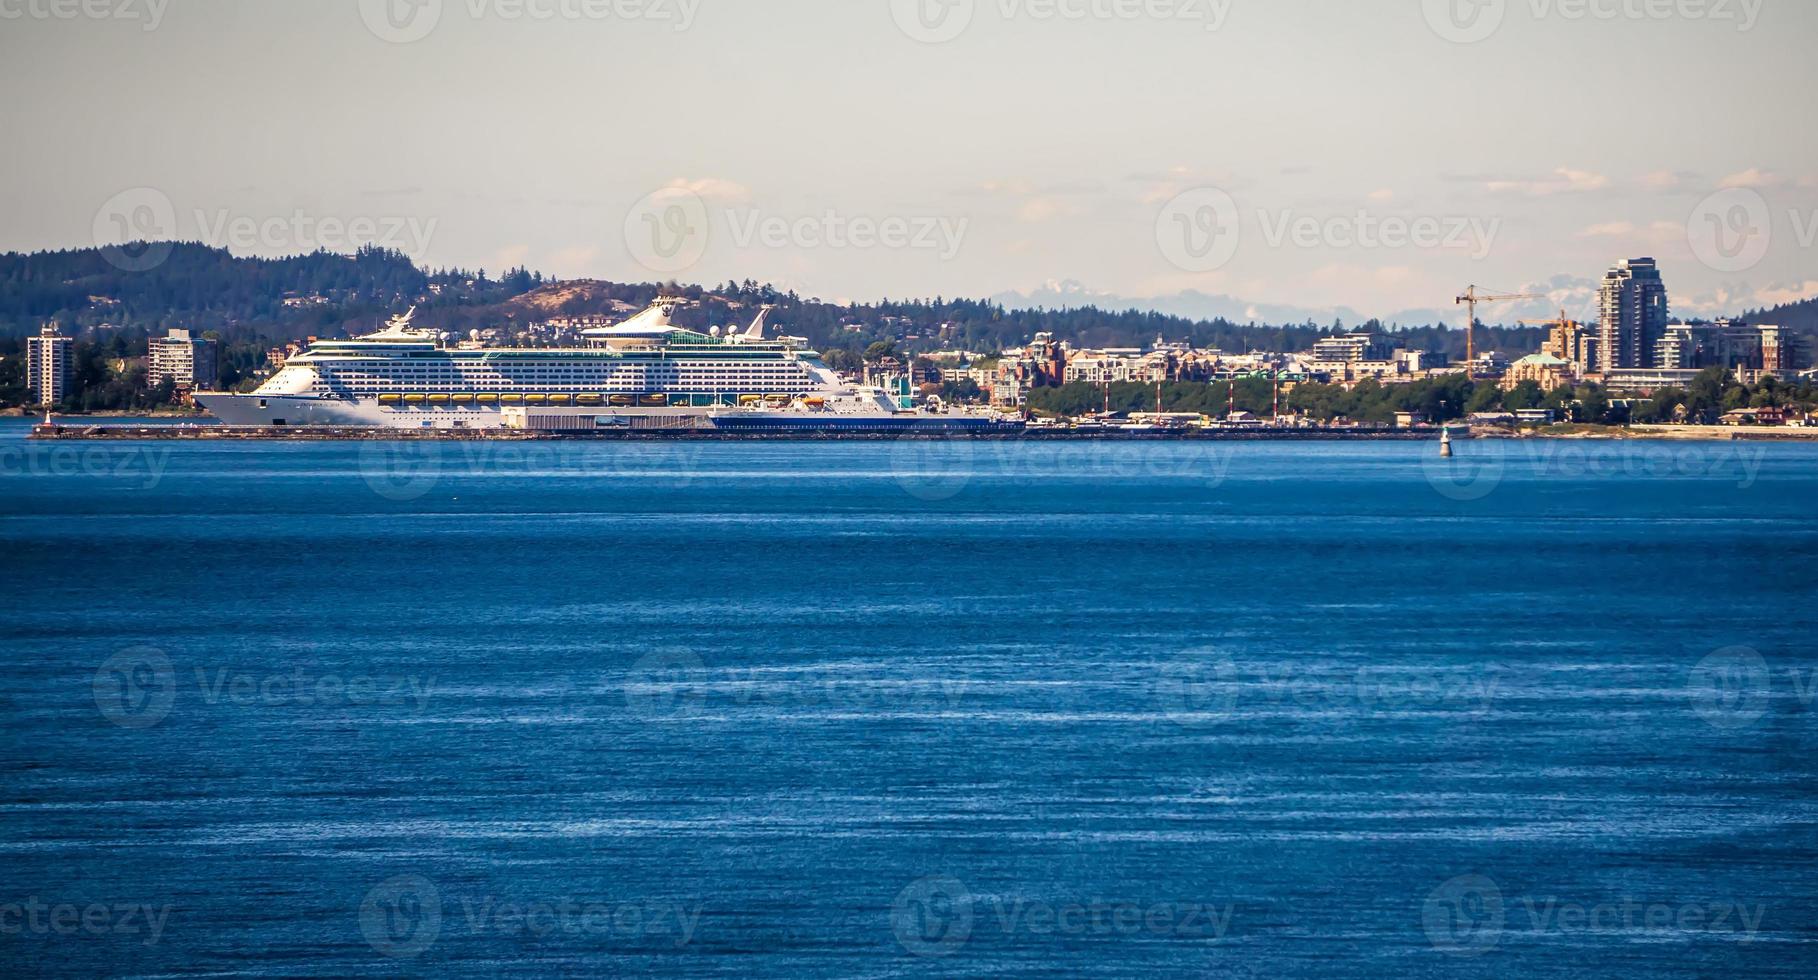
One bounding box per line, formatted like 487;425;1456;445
195;393;508;429
195;393;1022;434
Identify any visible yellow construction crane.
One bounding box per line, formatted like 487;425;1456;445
1456;286;1543;375
1520;310;1591;366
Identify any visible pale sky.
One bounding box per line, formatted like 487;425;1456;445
3;0;1815;323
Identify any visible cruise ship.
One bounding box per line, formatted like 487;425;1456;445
194;300;1022;433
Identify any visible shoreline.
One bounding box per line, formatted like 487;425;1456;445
23;423;1818;443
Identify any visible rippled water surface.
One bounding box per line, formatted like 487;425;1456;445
3;420;1816;976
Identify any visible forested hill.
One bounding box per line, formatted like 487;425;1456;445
0;242;1555;359
0;243;533;340
1745;296;1818;334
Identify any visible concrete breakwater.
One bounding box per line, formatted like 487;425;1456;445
29;423;1444;443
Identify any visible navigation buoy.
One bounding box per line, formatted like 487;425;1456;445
1439;428;1454;458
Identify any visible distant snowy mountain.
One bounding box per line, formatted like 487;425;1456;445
991;277;1602;330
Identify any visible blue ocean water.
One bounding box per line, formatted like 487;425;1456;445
2;418;1816;977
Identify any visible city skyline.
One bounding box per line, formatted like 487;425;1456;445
3;0;1816;323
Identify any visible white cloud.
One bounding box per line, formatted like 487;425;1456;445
490;244;530;269
1017;197;1084;223
1136;165;1238;205
656;177;749;202
1718;169;1783;190
1752;281;1818;308
547;245;600;275
1577;220;1681;244
1486;168;1610;197
1579;221;1635;238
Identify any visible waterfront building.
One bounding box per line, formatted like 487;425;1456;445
1540;319;1598;376
1503;352;1577;391
1599;367;1704;392
1310;332;1394;364
1596;258;1670;372
1761;325;1798;373
147;328;219;391
1653;320;1799;375
25;323;73;406
1469;351;1512;378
